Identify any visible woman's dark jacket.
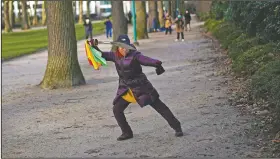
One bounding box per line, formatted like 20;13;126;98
184;13;191;23
101;50;162;107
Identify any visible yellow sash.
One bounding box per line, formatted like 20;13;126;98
122;88;137;103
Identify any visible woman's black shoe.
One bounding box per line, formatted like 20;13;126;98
117;133;133;141
175;131;184;137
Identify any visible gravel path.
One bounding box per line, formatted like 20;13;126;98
2;16;259;158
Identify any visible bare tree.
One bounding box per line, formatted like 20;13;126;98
32;0;38;25
172;0;176;19
40;1;85;89
111;1;128;42
147;1;158;32
157;1;164;28
21;0;30;30
42;1;47;25
4;1;12;32
168;0;171;15
136;1;148;39
86;0;90;18
78;0;83;24
9;1;15;28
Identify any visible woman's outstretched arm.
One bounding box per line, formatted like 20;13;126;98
135;52;162;67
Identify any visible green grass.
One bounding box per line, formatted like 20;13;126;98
2;22;105;61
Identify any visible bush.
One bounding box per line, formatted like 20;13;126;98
204;19;223;32
197;12;211;21
251;60;280;112
212;22;234;41
228;35;263;61
232;43;277;75
220;27;243;49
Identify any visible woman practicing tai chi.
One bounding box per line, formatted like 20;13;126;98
90;34;183;141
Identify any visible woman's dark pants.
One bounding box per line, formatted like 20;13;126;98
177;32;184;40
165;27;172;35
113;98;182;134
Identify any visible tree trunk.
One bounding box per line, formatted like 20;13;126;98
157;1;164;28
40;1;85;89
28;2;32;26
73;1;76;22
9;1;15;28
111;1;128;43
33;0;38;25
86;0;90;18
78;0;83;24
168;0;172;15
172;0;176;19
42;1;47;25
21;0;30;30
147;1;158;32
4;1;12;32
136;1;148;39
17;1;22;23
180;0;185;14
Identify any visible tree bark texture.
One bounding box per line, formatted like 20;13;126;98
157;1;164;28
33;0;38;25
86;0;90;18
42;1;47;25
73;1;76;22
168;0;172;15
79;0;83;24
40;1;85;89
135;1;148;39
17;1;22;22
172;0;176;19
21;0;30;30
9;1;15;28
111;1;128;42
147;1;158;31
4;1;12;32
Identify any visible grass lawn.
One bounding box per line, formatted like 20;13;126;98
1;22;105;61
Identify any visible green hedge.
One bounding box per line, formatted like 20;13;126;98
204;18;280;126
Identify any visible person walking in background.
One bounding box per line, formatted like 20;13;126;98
83;17;93;40
127;11;132;24
184;10;191;31
174;15;184;42
104;17;112;38
164;13;172;35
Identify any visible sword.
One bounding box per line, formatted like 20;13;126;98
98;41;113;44
89;39;113;46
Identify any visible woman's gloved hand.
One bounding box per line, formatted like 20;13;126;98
89;39;98;46
156;64;165;75
89;39;102;52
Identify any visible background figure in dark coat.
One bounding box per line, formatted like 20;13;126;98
84;17;93;39
127;11;132;24
90;35;183;141
184;10;191;31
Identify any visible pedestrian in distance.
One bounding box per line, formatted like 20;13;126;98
89;34;184;141
83;17;93;40
174;15;184;42
164;13;172;35
184;10;191;31
104;17;113;38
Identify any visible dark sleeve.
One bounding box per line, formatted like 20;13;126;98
101;51;115;62
91;45;115;62
135;53;162;67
